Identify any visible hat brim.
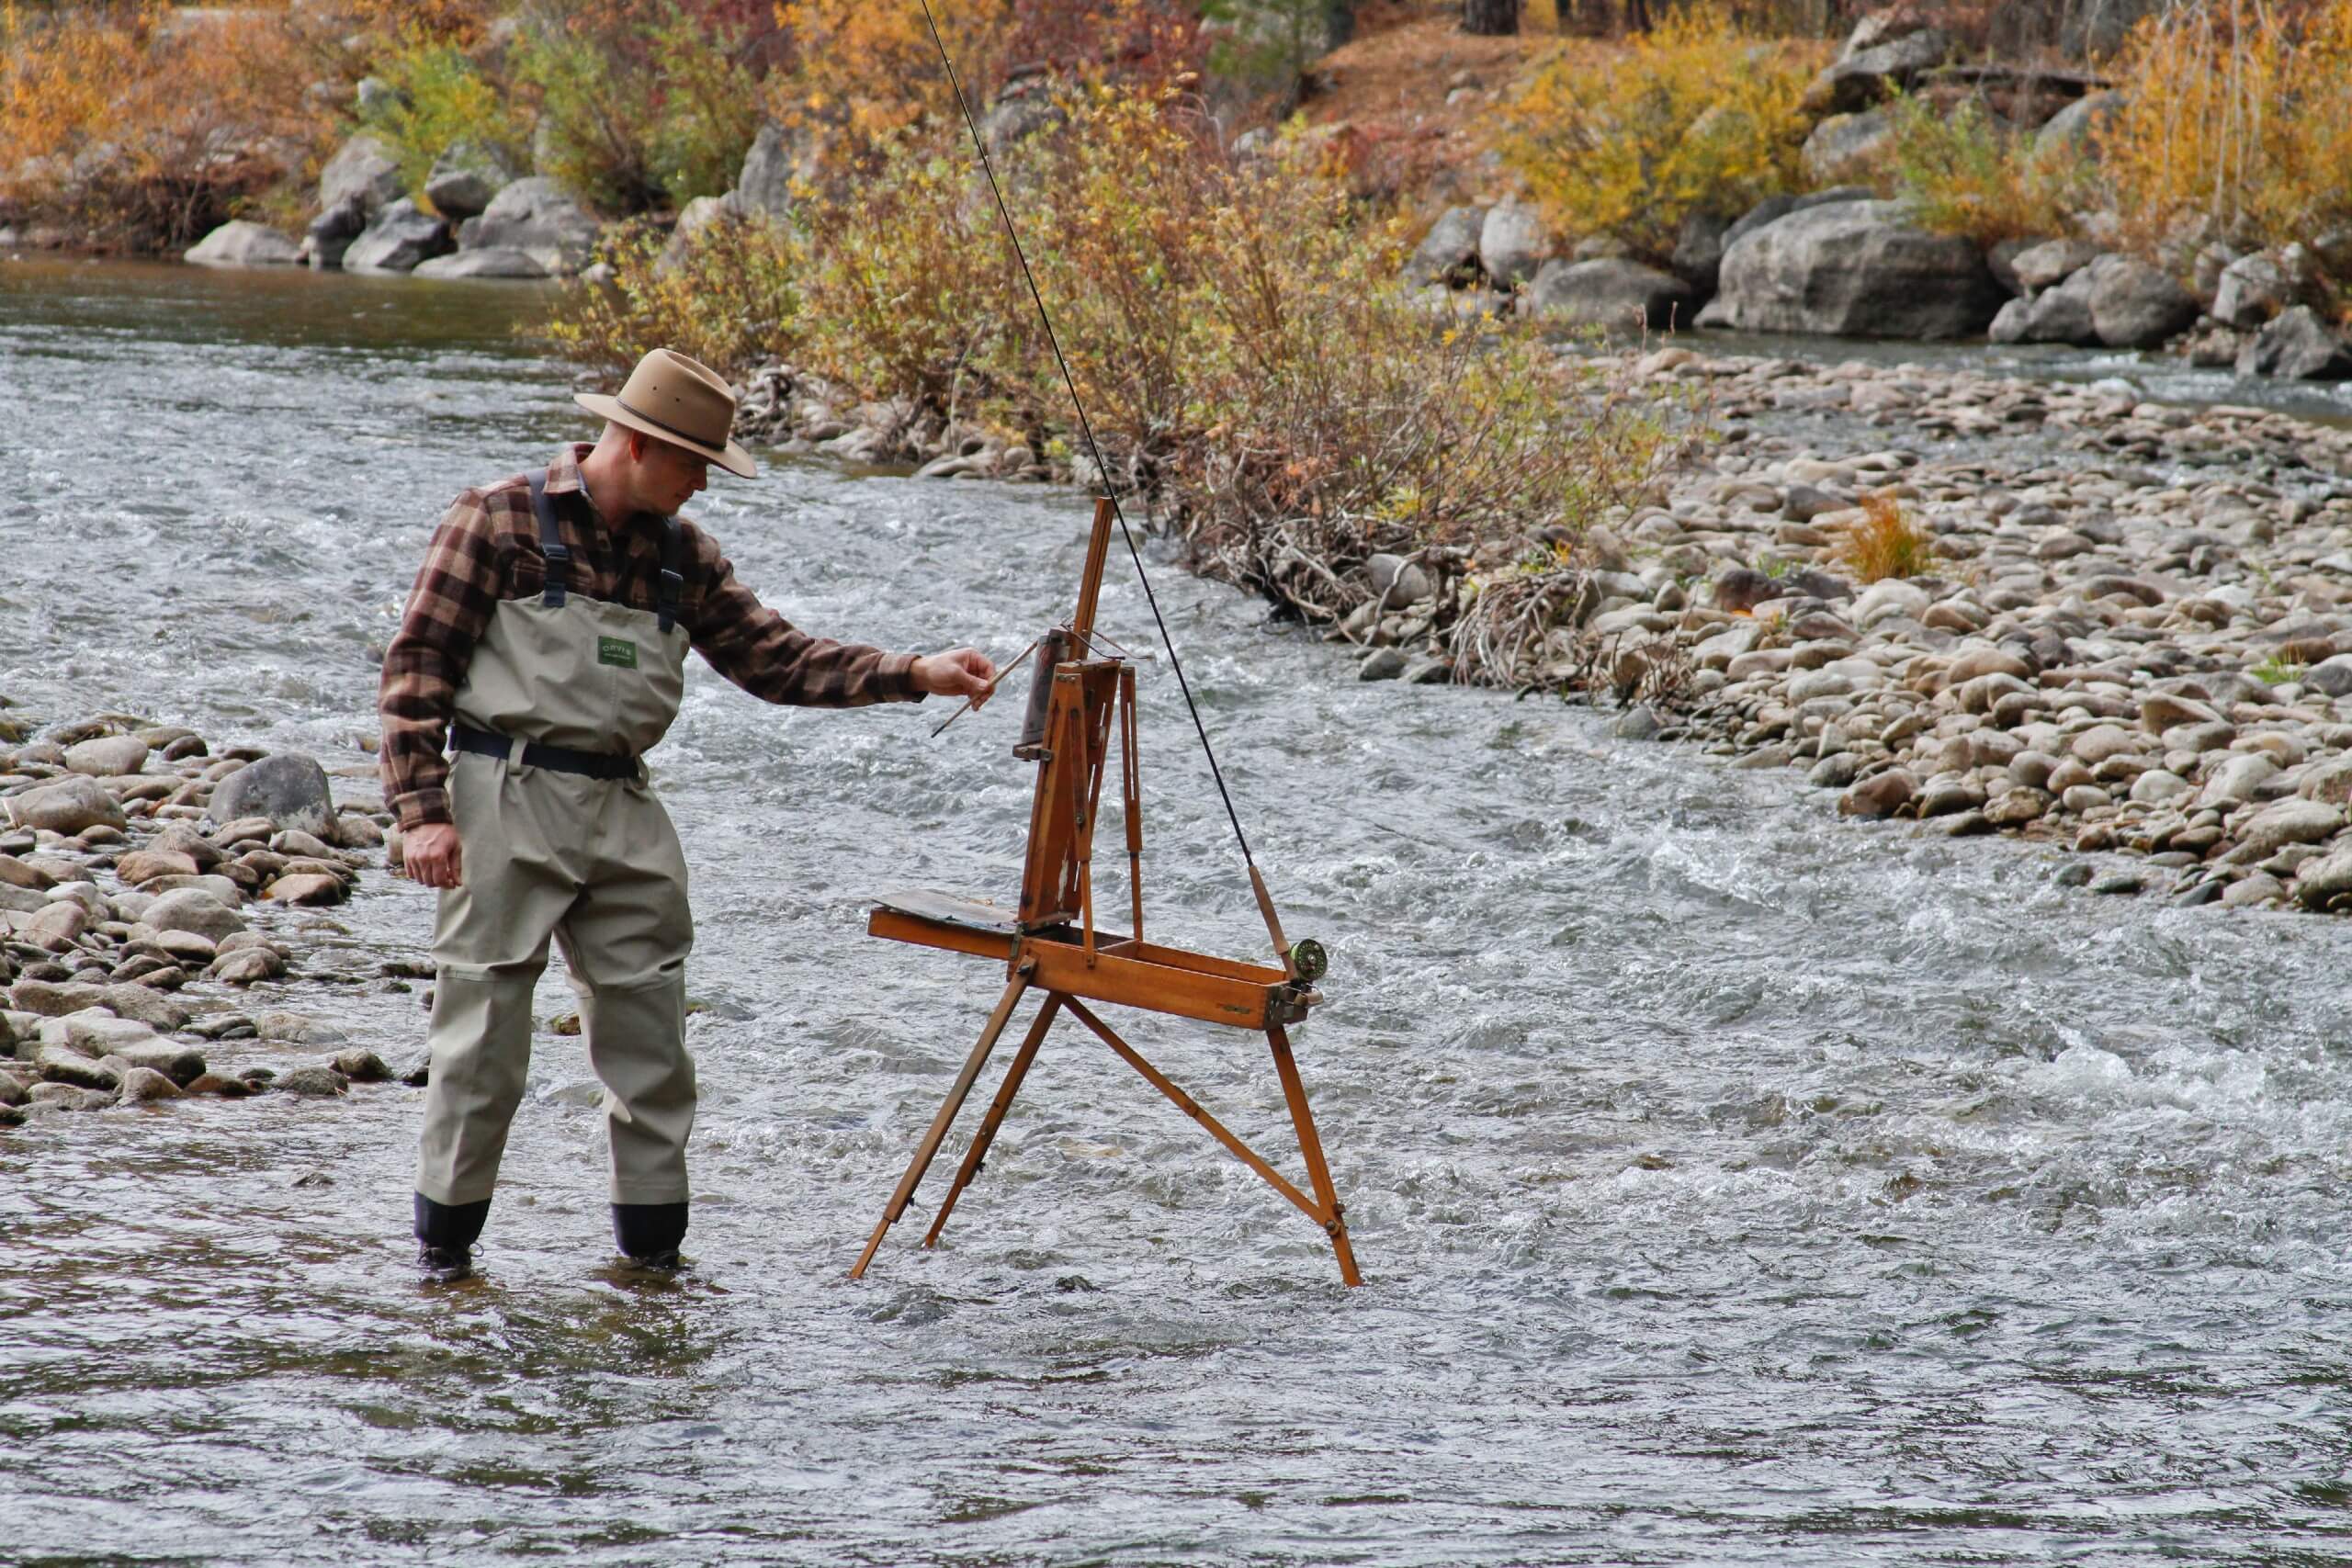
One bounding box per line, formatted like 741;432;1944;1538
576;391;759;479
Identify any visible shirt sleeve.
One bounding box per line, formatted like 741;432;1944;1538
687;543;925;708
379;490;505;829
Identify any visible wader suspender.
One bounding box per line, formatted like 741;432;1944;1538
528;472;684;632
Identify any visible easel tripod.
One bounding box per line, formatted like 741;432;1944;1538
850;498;1362;1286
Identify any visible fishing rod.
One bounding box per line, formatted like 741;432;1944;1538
913;0;1306;973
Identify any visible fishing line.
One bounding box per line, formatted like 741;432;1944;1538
914;0;1260;871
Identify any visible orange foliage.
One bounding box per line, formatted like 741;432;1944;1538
0;1;340;249
1834;491;1930;584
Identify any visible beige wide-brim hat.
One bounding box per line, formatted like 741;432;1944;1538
576;346;758;479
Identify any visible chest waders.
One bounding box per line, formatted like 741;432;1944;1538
413;475;699;1266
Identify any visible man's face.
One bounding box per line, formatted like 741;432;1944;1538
631;434;710;515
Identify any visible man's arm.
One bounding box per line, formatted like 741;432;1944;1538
379;490;505;834
690;544;934;706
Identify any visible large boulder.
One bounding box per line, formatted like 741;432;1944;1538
461;177;602;275
1800;107;1895;186
1525;258;1692;330
1696;199;2004;339
729;120;820;221
209;753;334;838
341;198;454;273
1670;209;1734;298
2034;91;2124;164
1803;26;1953;116
303;196;370;271
317;135;403;220
2236;305;2352;379
2009;237;2099;292
412;247;548;280
1478;202;1548;289
3;776;125;835
2081;253;2198;347
185;220;301;268
422;140;518;220
1406;205;1485;286
2211;252;2301;328
1988;266;2098;345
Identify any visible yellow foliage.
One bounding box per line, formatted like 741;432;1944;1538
769;0;1012;148
1834;491;1928;584
1491;10;1826;258
1885;94;2090;246
2100;1;2352;251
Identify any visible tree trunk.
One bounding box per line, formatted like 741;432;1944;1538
1463;0;1520;36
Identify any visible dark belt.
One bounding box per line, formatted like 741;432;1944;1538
449;724;640;781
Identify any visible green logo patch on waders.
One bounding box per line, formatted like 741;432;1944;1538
597;637;639;670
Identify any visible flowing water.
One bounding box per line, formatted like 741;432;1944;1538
6;255;2352;1565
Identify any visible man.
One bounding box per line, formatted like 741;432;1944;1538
379;347;993;1282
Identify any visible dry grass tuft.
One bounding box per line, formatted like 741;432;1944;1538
1835;491;1930;584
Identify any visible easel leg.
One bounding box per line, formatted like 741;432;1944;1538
1268;1023;1363;1287
922;993;1064;1247
850;972;1032;1280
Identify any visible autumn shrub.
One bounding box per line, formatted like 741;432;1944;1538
557;90;1679;636
1884;93;2088;245
0;1;338;249
362;28;530;200
2099;0;2352;253
1492;10;1826;258
505;0;766;214
1834;491;1929;583
545;215;806;379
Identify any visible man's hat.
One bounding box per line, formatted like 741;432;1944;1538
576;347;758;479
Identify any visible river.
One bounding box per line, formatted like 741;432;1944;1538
5;254;2352;1565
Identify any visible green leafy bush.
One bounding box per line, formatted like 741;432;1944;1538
1884;93;2086;246
360;28;528;202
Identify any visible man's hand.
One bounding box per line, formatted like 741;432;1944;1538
403;822;463;889
912;648;998;706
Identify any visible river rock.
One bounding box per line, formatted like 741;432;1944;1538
114;849;200;886
1358;648;1408;682
1478;202;1547;288
99;985;187;1030
1670;209;1734;297
423;140;517;220
5;775;126;835
2082;254;2199;348
2141;692;2222;732
1838;767;1916;818
343;198;454;273
463;177;602;275
2129;769;2191;805
2238;798;2342;857
266;873;346;907
209;946;287;986
1367;553;1434;606
2199;752;2278;809
105;1040;205;1086
114;1066;183;1103
257;1011;346;1047
2236;306;2352;380
1698;201;2003;339
62;1011;153;1056
210;753;334;837
18;901;85;951
270;1065;348;1098
413;247;549;280
330;1049;391;1083
9;979;106;1017
141;888;246;943
26;1082;114;1112
2295;846;2352;910
1407;206;1485;285
32;1044;118;1090
1525;258;1692;331
1800;108;1894;186
185;220;301;268
0;853;54;891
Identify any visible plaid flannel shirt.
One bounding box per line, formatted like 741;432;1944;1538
379;444;922;829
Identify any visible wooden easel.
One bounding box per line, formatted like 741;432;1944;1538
850;498;1362;1286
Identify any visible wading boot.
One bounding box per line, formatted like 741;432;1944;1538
612;1201;688;1272
415;1192;491;1283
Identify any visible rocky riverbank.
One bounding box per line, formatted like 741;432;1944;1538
1394;346;2352;916
0;718;413;1123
